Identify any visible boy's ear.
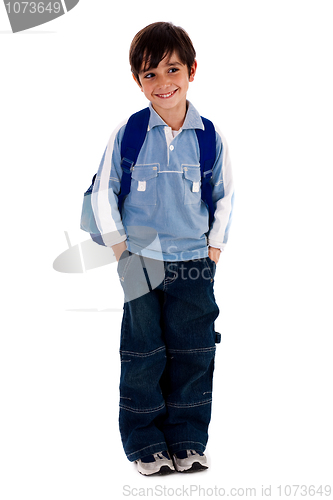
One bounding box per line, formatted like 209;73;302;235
132;72;142;89
189;60;197;82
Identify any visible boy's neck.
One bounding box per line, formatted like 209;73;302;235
151;100;188;131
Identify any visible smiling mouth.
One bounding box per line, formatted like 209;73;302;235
155;89;178;99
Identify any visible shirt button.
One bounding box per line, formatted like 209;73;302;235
170;145;174;151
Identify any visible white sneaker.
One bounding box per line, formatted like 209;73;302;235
136;451;175;476
173;450;208;472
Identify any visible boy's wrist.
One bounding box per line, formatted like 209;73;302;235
208;246;221;264
112;240;128;261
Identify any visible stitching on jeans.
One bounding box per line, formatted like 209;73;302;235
120;346;166;358
164;275;177;284
127;441;167;458
163;276;177;289
167;399;212;408
163;280;175;286
119;402;165;413
120;254;132;281
163;263;178;290
168;346;216;354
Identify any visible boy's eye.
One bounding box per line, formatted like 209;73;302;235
143;68;179;79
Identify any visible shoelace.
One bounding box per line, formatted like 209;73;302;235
151;451;170;461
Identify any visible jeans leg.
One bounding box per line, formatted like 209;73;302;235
160;258;220;455
119;289;168;462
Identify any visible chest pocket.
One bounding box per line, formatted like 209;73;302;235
183;166;201;205
127;165;158;206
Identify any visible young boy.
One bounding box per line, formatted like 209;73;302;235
91;22;234;475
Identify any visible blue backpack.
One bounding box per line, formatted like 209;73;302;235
81;107;216;244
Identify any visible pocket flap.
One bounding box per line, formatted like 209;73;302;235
183;166;201;182
132;165;158;181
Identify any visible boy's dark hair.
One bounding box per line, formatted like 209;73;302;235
130;22;196;85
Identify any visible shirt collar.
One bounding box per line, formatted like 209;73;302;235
148;101;204;131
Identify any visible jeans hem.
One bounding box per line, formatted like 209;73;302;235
167;440;206;455
126;441;168;462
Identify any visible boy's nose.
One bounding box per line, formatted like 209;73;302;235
155;74;171;89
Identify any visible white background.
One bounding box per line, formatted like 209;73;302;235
1;0;332;498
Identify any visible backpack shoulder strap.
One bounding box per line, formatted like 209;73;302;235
118;107;150;213
195;117;216;226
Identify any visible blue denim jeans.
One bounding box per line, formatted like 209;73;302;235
118;255;220;462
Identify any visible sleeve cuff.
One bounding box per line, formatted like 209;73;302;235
101;232;127;247
208;243;224;252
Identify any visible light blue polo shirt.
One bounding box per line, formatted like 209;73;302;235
91;101;233;261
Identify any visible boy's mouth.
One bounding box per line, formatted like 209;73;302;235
155;89;178;99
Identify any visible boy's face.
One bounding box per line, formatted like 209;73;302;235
134;51;197;118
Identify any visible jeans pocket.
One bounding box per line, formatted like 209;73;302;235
204;257;216;281
117;252;157;302
117;250;132;282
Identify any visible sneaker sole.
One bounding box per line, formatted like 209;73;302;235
139;465;175;476
176;462;208;473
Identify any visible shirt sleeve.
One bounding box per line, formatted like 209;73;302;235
207;125;235;251
91;120;128;247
